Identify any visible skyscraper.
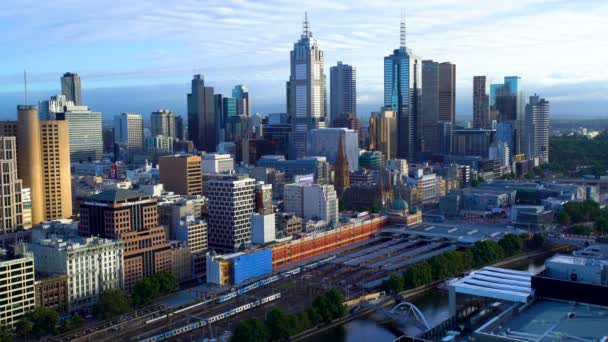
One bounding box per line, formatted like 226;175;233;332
188;75;216;152
3;106;72;223
207;176;255;252
232;85;251;117
288;13;327;159
473;76;490;129
114;112;144;154
330;61;356;126
159;154;202;196
420;60;439;157
369;110;397;160
384;19;422;161
61;72;82;106
60;106;103;162
151;109;176;138
438;62;456;124
174;115;185;141
491;76;525;154
525;94;550;164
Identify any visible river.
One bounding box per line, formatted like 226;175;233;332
308;256;548;341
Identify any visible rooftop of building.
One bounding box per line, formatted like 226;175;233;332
384;222;516;244
88;188;149;202
547;253;608;267
479;299;608;341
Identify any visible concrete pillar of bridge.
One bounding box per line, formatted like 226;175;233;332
448;285;457;317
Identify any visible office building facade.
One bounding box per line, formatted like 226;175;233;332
78;190;171;291
288;14;327;159
473;76;490;129
232;85;251;117
525;94;550;164
369;110;397;160
207;176;255;252
151;109;176;138
0;254;35;326
384;21;422;161
188;75;216;152
330;61;356;126
61;107;103;162
0;137;24;234
308;128;359;171
61;72;82;106
491;76;525;154
283;183;338;225
159;154;202;196
114;112;144;154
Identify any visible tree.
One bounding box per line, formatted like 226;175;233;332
403;262;433;289
570;225;593;236
0;324;13;342
232;319;269;342
312;294;333;323
132;272;178;306
297;311;313;331
382;274;404;293
324;289;347;319
498;234;524;257
530;233;546;249
93;289;131;319
594;217;608;235
470;240;505;267
14;318;33;338
266;308;295;341
427;254;450;280
307;307;322;326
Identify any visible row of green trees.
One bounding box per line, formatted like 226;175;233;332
382;233;544;293
232;289;347;342
12;307;84;339
558;200;608;235
548;132;608;176
94;271;178;319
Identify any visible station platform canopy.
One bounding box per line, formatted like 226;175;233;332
448;267;534;315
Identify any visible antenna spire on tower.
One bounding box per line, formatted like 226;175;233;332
24;69;28;105
303;11;310;37
400;10;406;48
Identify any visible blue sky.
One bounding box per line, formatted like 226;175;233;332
1;0;607;120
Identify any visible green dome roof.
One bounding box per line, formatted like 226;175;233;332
390;193;409;212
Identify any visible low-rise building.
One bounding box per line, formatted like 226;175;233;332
35;274;68;314
206;248;273;286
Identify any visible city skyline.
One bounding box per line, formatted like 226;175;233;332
0;1;607;119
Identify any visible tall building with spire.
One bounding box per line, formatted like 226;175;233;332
384;18;422;161
333;137;350;196
288;13;327;159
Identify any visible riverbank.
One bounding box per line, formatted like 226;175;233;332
291;244;571;341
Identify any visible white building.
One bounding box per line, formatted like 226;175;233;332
27;234;124;312
0;254;35;326
283;183;338;225
145;135;174;154
251;213;276;244
114;112;144;154
202;153;234;174
308;128;359;171
386;159;409;176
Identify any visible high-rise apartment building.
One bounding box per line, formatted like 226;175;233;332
0;137;23;235
232;85;251;117
114;112;144;154
473;76;490;129
60;106;103;162
369;110;397;160
525;94;550;164
207;176;255;252
384;20;422;161
283;183;338;225
151;109;176;138
0;254;35;326
330;61;356;126
308;128;359;171
40;120;73;220
61;72;82;106
288;14;327;159
79;189;171;291
28;235;124;312
188;75;216;152
159;154;202;195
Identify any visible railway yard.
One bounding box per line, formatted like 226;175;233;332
52;227;507;342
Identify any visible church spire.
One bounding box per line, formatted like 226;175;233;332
334;136;350;196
